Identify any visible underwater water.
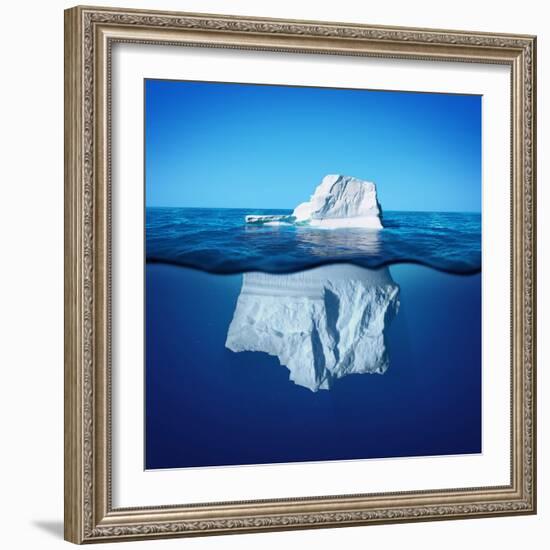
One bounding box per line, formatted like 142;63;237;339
145;259;481;469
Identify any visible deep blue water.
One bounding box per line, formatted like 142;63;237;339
146;207;481;275
145;263;481;469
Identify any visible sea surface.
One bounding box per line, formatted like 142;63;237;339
145;207;482;470
146;207;481;275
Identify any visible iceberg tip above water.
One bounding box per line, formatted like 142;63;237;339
246;174;383;229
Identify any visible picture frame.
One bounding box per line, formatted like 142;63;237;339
64;5;537;544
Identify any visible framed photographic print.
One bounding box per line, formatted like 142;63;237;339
64;5;537;544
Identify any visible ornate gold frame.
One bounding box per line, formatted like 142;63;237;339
64;5;537;544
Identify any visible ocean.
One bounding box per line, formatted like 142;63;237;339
146;207;481;274
145;207;481;469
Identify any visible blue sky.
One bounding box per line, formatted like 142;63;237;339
145;79;481;212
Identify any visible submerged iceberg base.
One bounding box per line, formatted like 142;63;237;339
225;264;400;392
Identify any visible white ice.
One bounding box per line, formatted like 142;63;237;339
225;264;399;392
246;174;383;229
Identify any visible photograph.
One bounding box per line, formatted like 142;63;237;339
144;79;482;470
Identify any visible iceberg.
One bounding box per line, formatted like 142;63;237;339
245;214;293;226
225;264;400;392
293;174;383;229
246;174;383;229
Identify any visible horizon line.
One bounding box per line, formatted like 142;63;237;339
146;205;482;215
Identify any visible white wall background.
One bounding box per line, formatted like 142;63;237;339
0;1;546;548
